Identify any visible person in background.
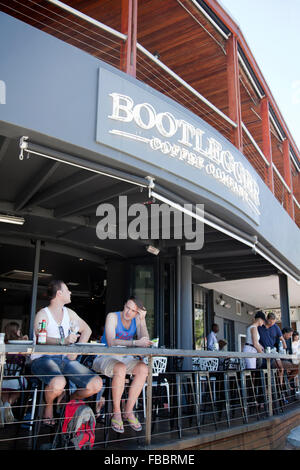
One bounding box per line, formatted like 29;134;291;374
258;312;287;385
292;331;300;389
292;331;300;360
243;311;266;369
92;296;152;434
31;280;103;426
207;324;227;351
0;322;28;424
281;327;299;390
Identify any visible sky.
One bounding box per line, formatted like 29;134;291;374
219;0;300;150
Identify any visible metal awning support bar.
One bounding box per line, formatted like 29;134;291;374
149;188;300;285
46;0;127;41
150;189;256;249
19;138;148;189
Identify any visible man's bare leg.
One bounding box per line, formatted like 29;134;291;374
44;376;66;424
70;376;103;401
123;362;148;429
110;362;127;431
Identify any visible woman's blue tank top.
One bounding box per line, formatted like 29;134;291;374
101;311;136;346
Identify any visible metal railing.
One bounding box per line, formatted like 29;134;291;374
0;344;299;450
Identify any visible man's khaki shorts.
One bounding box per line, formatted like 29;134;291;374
92;355;142;378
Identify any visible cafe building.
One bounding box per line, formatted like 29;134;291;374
0;0;300;373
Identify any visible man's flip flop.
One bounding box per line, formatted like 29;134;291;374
124;416;142;432
111;417;124;433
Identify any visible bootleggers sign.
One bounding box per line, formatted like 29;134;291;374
96;67;261;223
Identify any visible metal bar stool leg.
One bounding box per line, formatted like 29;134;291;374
223;373;231;428
206;373;218;430
234;373;247;424
32;381;45;451
176;374;182;439
240;371;249;424
248;371;260;420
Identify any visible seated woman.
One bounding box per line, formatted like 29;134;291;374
1;322;28;424
92;296;152;433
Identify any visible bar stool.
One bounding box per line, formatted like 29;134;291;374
222;370;246;427
175;372;200;439
259;368;284;415
240;369;260;422
192;358;219;430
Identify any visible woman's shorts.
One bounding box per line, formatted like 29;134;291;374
243;344;258;369
92;355;142;378
31;355;97;388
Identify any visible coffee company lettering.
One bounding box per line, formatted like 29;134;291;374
108;92;260;216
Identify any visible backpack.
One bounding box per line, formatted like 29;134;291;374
62;399;96;450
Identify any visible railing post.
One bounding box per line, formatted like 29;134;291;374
145;355;153;446
267;358;273;417
226;35;243;151
260;97;274;193
120;0;137;77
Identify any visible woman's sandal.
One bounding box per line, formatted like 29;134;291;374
111;416;124;433
123;415;142;432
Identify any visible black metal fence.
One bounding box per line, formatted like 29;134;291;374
0;345;299;450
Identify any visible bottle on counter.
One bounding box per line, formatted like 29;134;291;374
37;319;47;344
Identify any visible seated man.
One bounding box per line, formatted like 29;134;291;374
93;296;152;433
31;280;103;426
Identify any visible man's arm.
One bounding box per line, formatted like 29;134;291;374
276;325;287;349
67;308;92;343
280;335;287;350
136;309;150;340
